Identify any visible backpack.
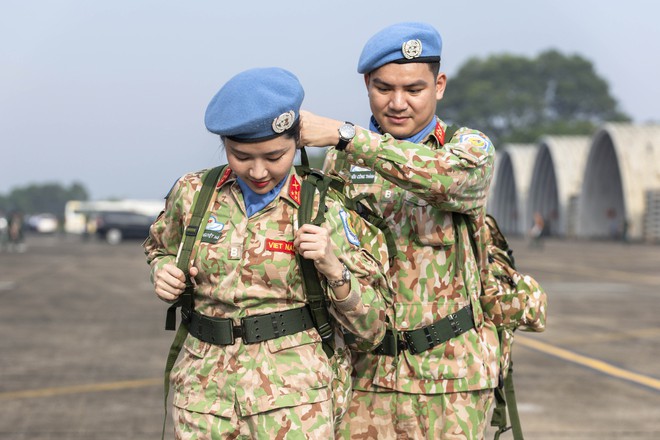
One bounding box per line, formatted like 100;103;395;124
159;149;394;437
459;212;547;440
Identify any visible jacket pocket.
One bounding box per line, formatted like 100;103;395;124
406;195;455;247
236;329;331;416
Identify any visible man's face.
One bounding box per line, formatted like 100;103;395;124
365;62;446;140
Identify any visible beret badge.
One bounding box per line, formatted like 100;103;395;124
401;39;423;59
272;110;296;134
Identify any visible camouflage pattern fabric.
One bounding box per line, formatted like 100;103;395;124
478;219;548;379
322;117;501;395
336;389;493;439
144;166;390;437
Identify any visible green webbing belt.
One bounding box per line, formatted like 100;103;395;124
374;305;474;356
161;165;224;440
454;212;524;440
188;306;314;345
296;165;335;358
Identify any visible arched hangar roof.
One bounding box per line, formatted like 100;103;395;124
487;144;538;236
577;123;660;240
528;136;591;236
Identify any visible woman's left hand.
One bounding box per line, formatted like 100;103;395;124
294;223;343;280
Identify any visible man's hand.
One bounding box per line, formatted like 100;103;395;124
153;263;198;303
299;110;343;148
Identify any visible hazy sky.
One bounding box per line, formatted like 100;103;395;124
2;0;659;201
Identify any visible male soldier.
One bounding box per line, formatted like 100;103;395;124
300;22;500;439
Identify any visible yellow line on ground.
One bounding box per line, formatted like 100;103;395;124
516;335;660;391
0;378;161;400
551;327;660;345
520;260;660;286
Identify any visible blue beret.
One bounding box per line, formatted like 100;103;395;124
205;67;304;142
357;22;442;74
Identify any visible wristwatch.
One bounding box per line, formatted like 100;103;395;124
327;264;350;288
336;122;356;151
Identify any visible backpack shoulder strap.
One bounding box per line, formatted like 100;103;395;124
444;124;460;145
455;211;525;440
296;163;335;357
165;165;227;330
160;164;226;440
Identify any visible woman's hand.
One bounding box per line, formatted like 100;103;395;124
153;263;198;303
294;223;343;281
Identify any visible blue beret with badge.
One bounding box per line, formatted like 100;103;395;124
205;67;304;142
357;22;442;74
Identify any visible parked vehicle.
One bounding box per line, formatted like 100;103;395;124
95;211;154;244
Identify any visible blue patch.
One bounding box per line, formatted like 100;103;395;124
339;209;360;247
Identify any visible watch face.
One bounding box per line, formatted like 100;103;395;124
340;123;355;140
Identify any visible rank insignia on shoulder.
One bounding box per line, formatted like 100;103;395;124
339;209;360;247
402;39;422;59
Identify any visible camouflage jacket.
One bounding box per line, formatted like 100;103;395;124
144;166;390;417
323;117;501;394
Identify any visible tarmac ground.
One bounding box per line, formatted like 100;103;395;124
1;233;659;439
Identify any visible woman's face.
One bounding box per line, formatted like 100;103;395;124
225;135;297;194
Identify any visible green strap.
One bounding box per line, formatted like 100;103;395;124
161;165;225;440
455;212;524;440
444;124;459;144
165;165;226;330
297;169;334;357
492;359;524;440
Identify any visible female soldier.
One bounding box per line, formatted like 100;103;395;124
144;67;390;439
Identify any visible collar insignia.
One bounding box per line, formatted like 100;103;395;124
289;175;301;205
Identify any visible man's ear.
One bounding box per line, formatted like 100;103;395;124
363;73;370;90
436;72;447;101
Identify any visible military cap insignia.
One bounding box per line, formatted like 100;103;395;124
272;110;296;134
402;39;423;59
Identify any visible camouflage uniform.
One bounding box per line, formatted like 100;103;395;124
144;166;390;439
324;118;501;439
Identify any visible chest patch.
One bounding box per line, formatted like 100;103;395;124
266;238;295;254
339;209;360;247
201;215;224;243
349;165;376;184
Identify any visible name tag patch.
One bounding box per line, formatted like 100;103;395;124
350;165;376;184
266;239;295;254
201;216;224;243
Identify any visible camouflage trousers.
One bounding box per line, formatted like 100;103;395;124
173;402;333;440
337;389;494;439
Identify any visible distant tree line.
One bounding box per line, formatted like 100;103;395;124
440;49;631;145
0;182;89;218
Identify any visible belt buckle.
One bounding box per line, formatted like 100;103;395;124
447;312;463;336
403;331;419;355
